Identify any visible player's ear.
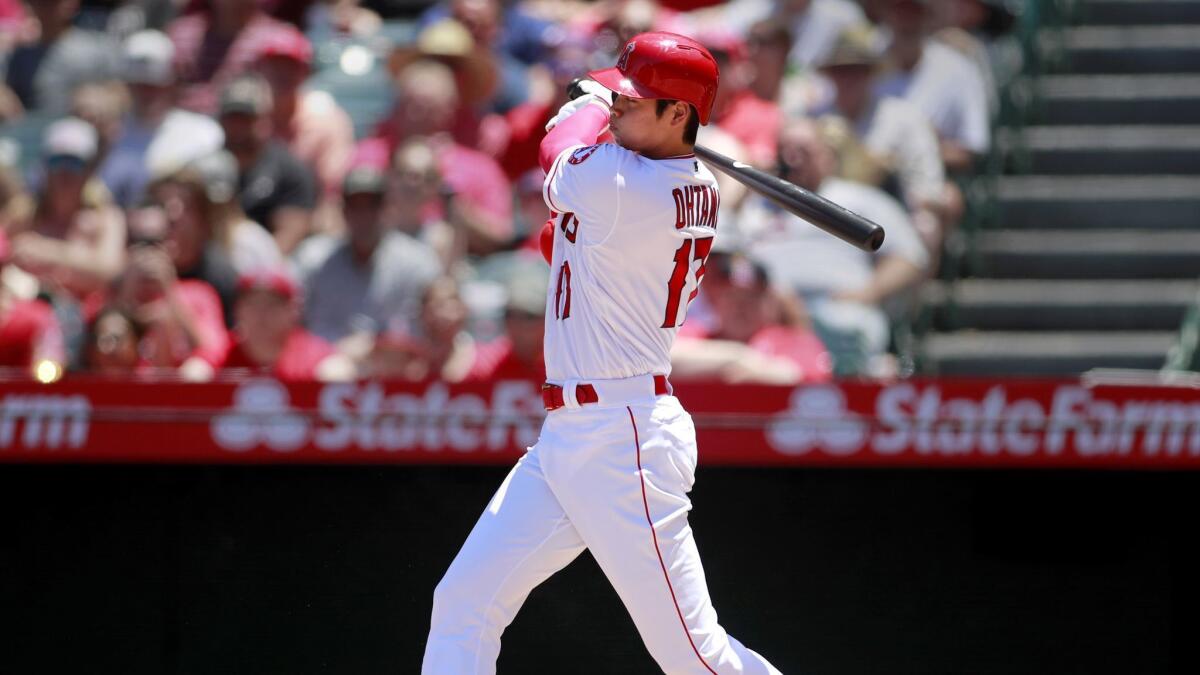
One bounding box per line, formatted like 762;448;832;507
671;101;689;126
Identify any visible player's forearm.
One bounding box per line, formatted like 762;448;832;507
539;104;609;172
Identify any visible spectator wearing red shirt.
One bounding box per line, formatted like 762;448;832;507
104;242;229;379
672;253;833;384
699;28;783;170
468;259;547;382
167;0;297;116
0;231;65;376
220;269;353;381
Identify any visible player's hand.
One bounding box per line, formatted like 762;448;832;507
545;80;613;132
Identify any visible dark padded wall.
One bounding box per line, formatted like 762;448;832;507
2;466;1197;674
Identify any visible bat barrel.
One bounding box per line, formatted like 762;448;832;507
694;146;885;252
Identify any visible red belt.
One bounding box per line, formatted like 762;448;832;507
542;375;671;411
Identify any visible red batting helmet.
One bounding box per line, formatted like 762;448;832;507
588;32;720;125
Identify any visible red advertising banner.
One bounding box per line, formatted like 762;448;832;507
2;377;1200;468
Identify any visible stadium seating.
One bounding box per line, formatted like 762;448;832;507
919;0;1200;376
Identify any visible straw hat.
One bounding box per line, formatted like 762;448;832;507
388;19;498;107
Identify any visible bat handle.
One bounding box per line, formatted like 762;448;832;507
566;78;587;101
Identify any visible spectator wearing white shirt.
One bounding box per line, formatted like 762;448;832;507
815;24;956;250
873;0;991;173
99;29;225;211
710;0;866;70
731;119;929;375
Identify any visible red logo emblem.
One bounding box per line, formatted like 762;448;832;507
568;145;600;165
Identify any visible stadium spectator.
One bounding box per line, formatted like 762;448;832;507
98;28;224;210
814;25;950;249
704;0;866;70
142;151;283;324
701;27;780;170
104;239;228;378
296;156;440;356
933;0;1022;116
0;230;65;376
468;259;547;381
419;0;556;68
166;0;296;115
672;253;832;384
732;118;929;375
490;27;590;181
874;0;991;172
0;0;25;49
218;74;317;254
8;117;125;300
219;268;353;381
364;275;475;382
586;0;685;50
81;305;142;376
446;0;531;112
370;59;514;254
304;0;382;39
252;26;354;235
69;81;128;167
385;138;461;269
743;19;792;106
0;142;33;230
385;18;499;149
0;0;118;118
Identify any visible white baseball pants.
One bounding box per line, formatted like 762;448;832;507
421;384;782;674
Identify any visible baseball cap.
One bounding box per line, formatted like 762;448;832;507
821;25;883;69
219;75;272;116
121;29;175;86
42;117;98;162
237;268;300;302
187;150;239;204
343;166;386;197
256;26;313;67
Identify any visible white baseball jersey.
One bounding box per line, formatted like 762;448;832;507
542;142;720;382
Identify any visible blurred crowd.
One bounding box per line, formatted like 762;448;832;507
0;0;1020;384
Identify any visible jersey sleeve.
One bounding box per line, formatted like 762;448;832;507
542;143;621;226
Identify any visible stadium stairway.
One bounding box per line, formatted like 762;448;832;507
918;0;1200;376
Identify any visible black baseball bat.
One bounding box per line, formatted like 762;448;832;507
566;79;885;252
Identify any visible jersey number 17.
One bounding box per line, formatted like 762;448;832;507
662;237;713;328
553;236;713;327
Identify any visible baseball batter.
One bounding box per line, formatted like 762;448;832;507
421;33;782;674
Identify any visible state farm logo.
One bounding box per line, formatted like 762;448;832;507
209;379;545;453
767;386;868;455
765;383;1200;460
0;393;91;450
211;379;309;451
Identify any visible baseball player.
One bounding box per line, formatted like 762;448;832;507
422;33;782;674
